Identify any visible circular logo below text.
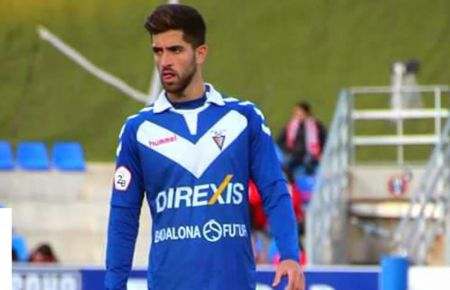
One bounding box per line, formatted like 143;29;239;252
202;219;222;242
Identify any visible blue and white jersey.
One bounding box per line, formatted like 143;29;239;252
106;84;299;290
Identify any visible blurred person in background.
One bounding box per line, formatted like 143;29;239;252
105;3;304;290
249;173;305;265
390;59;423;110
28;243;58;263
277;101;327;176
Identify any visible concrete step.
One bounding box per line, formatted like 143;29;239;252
4;162;152;266
349;199;443;219
14;205;152;266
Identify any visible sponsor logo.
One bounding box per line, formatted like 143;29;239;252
12;270;81;290
149;134;177;147
114;166;131;191
154;219;248;244
202;219;222;242
155;175;244;213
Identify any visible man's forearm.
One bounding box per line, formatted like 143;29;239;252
267;194;300;261
105;205;141;289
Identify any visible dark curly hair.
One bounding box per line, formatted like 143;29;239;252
145;4;206;48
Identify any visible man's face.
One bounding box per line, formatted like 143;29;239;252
152;30;206;95
293;107;307;120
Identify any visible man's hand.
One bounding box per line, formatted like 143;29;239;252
272;259;305;290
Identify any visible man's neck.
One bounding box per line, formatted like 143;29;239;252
166;75;205;103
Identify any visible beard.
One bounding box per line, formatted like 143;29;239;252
160;59;197;96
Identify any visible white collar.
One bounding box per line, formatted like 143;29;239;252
153;83;225;113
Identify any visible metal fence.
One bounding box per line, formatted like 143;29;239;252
392;116;450;264
306;85;450;265
349;86;449;164
306;90;351;265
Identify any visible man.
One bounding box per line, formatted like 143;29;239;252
277;102;326;176
105;4;304;290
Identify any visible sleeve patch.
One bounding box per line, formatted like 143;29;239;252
114;166;132;191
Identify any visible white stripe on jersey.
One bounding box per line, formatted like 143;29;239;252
223;97;239;103
136;110;248;178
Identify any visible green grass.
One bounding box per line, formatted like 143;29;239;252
0;0;449;160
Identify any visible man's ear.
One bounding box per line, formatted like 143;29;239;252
196;44;208;65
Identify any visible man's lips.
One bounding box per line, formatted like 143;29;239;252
162;70;176;83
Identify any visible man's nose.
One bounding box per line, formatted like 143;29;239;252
159;51;173;67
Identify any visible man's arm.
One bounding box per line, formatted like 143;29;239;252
106;206;142;289
105;119;145;290
247;104;305;290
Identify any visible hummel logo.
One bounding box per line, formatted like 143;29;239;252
149;135;177;147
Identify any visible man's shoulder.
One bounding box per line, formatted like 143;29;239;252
221;95;262;114
120;105;157;130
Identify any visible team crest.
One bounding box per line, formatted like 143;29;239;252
211;130;226;150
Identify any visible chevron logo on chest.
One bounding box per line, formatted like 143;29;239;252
136;110;248;178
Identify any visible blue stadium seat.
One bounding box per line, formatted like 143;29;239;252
53;142;86;171
296;174;316;205
0;141;15;170
12;233;29;262
17;142;50;170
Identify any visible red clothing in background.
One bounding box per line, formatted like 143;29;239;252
249;180;303;231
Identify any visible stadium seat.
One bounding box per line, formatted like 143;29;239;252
296;174;316;192
0;141;14;170
12;233;29;262
17;142;50;170
53;142;86;171
296;174;316;204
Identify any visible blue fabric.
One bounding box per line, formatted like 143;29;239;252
0;141;15;170
17;142;50;170
105;205;141;290
105;84;299;290
53;142;86;171
169;95;207;109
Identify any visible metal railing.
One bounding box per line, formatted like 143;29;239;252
306;90;352;265
349;86;450;164
306;85;450;265
392;116;450;264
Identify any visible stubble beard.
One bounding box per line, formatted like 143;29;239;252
161;61;197;97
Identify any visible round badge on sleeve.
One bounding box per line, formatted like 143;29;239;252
114;166;132;191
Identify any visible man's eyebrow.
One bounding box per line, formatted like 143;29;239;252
152;45;162;52
167;45;183;51
151;45;183;52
